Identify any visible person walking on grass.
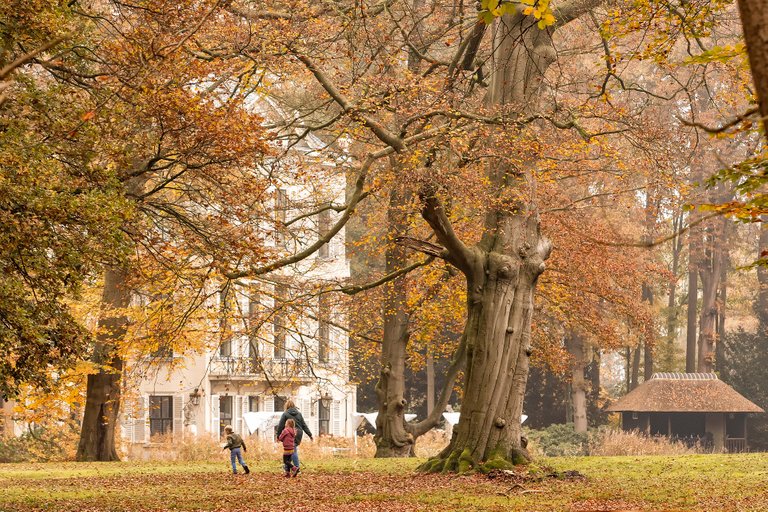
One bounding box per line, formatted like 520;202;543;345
276;400;313;475
278;418;299;477
221;425;250;475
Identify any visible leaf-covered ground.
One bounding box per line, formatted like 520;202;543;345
1;454;767;511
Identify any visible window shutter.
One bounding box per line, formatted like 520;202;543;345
135;396;147;443
234;395;243;435
264;396;274;412
241;396;250;433
120;399;132;442
332;400;341;436
211;395;221;437
173;395;184;439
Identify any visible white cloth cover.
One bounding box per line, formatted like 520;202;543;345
242;412;281;434
442;412;527;426
353;412;417;431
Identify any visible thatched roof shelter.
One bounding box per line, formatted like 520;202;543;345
607;373;764;413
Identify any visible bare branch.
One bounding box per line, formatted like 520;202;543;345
225;155;374;279
0;34;70;81
395;236;449;259
338;256;435;295
553;0;605;29
409;334;466;437
291;52;406;152
677;107;761;134
419;187;475;273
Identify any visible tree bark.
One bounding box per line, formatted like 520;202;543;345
426;351;435;416
758;216;768;331
663;211;684;371
736;0;768;136
697;217;726;373
76;267;131;461
566;332;587;433
417;3;598;473
686;217;700;373
374;185;414;458
630;346;641;390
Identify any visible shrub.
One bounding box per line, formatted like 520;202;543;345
526;423;588;457
0;421;79;462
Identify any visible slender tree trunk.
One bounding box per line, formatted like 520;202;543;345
587;349;601;426
736;0;768;136
642;188;658;380
625;347;631;392
630;346;641;390
758;216;768;331
374;185;414;457
566;333;587;433
715;234;731;371
76;267;131;461
642;283;654;381
686;216;700;372
426;352;435;416
664;211;684;371
698;217;726;373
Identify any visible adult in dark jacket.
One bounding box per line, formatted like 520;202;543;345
277;400;313;472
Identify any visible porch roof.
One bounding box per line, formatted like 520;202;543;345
606;373;764;414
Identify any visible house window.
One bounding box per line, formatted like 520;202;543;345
273;284;286;359
318;295;330;363
219;396;233;435
318;207;330;258
318;399;330;435
248;396;260;412
149;395;173;437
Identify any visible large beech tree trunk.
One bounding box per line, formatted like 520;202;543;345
418;6;598;473
76;267;131;461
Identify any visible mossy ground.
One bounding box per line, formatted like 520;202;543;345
1;453;767;511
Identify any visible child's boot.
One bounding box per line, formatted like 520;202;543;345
244;465;250;474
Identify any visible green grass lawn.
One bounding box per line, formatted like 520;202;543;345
1;454;766;511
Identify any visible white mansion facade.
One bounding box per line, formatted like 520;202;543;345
120;129;357;448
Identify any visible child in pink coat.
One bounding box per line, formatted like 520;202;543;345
278;418;299;477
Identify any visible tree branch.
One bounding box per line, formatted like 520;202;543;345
409;334;466;437
395;236;449;259
419;187;475;273
338;256;435;295
291;52;407;152
0;34;70;81
225;155;374;279
553;0;604;29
